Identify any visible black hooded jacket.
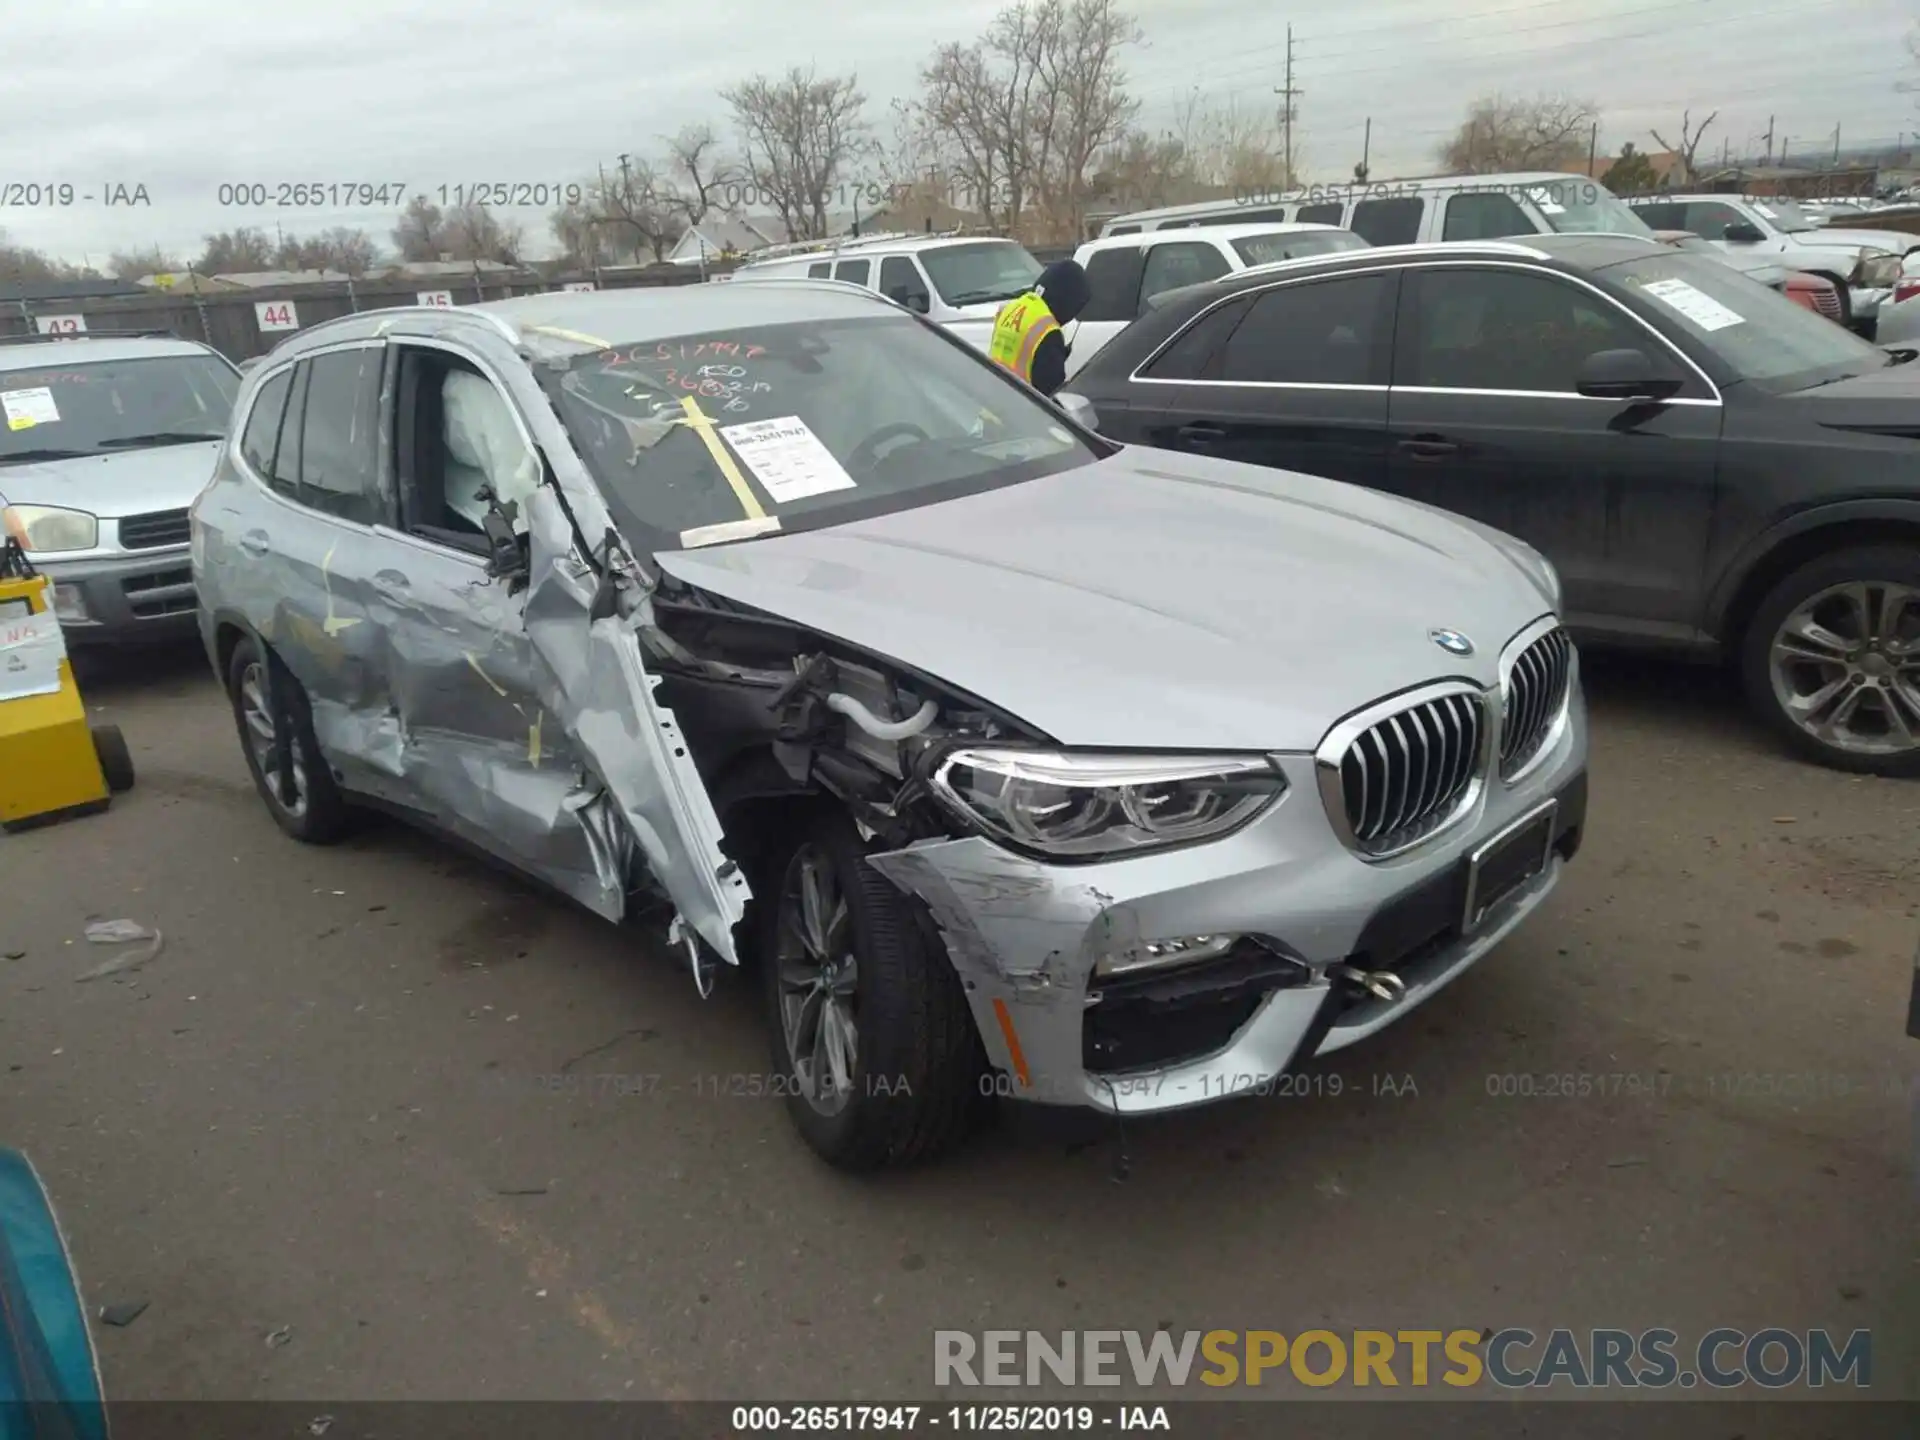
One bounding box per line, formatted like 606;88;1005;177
1025;259;1091;397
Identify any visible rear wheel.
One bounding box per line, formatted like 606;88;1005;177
759;809;986;1171
1741;545;1920;775
227;636;353;842
91;725;134;794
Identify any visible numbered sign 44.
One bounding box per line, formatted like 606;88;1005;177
34;314;86;336
255;301;299;332
417;290;455;308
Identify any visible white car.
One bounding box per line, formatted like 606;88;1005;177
1628;194;1911;331
1066;223;1369;377
729;234;1046;356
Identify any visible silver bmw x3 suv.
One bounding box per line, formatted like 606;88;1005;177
191;281;1588;1170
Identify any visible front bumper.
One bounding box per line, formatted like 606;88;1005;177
869;680;1589;1115
35;546;198;646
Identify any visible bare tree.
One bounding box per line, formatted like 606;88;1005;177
274;227;379;275
392;196;447;261
0;231;91;284
913;1;1144;242
550;197;616;269
724;66;872;240
444;203;524;264
106;244;181;280
594;159;681;263
196;227;277;274
662;124;741;228
1650;108;1720;185
1440;94;1598;174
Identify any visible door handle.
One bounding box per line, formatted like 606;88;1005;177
1397;435;1459;460
1177;423;1228;445
370;570;410;603
240;529;271;556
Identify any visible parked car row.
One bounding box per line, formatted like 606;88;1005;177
1061;232;1920;776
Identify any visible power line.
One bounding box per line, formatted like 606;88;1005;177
1130;0;1866;103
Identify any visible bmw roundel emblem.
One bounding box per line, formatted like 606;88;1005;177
1430;628;1475;657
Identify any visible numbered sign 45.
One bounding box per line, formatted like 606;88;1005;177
34;314;86;336
255;301;299;332
417;290;455;308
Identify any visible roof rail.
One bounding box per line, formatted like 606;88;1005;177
737;225;991;266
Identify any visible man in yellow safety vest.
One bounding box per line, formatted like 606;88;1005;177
988;259;1091;397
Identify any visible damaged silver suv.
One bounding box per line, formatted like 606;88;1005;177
192;282;1588;1170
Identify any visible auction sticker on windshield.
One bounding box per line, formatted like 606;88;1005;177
1640;278;1745;332
720;416;857;503
1;387;60;431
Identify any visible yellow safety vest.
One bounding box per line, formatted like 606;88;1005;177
988;292;1061;384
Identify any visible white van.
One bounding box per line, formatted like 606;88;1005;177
729;233;1046;353
1098;172;1655;248
1065;222;1368;377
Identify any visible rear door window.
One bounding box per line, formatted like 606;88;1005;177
1081;247;1148;322
239;368;293;478
1350;197;1425;246
1218;273;1392;386
297;347;386;525
267;363;308;501
1138;241;1232;309
1297;202;1345;225
807;261;831;278
1443;192;1535;241
833;258;872;286
1141;296;1256;380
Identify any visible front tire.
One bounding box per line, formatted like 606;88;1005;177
759;809;986;1171
226;636;354;842
1740;545;1920;775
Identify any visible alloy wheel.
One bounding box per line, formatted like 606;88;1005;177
775;843;860;1117
239;661;309;818
1768;581;1920;757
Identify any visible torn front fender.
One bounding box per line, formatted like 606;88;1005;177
520;483;750;963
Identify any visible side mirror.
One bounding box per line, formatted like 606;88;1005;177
888;286;931;314
1723;221;1766;244
1056;391;1100;431
481;507;527;580
1576;347;1685;401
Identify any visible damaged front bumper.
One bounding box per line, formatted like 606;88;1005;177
868;697;1588;1115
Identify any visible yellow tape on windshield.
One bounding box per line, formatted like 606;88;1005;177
676;396;764;521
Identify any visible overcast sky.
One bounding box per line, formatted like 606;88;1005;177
4;0;1914;264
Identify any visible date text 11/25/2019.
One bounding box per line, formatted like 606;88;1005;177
214;182;587;209
728;1405;1171;1431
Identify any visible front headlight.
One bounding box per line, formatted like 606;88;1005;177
1854;249;1900;288
2;504;98;554
930;749;1287;860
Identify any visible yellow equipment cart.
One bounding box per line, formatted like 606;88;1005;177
0;538;134;832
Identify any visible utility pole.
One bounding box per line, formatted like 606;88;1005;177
1763;115;1774;165
1587;122;1598;178
1273;26;1303;186
1357;116;1371;182
1832;124;1841;164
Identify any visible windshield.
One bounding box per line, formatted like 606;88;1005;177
1747;197;1816;233
1516;180;1657;237
918;242;1044;306
0;355;238;463
544;313;1097;549
1605;251;1886;393
1232;230;1370;266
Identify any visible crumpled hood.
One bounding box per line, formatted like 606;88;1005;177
0;441;224;517
654;447;1555;751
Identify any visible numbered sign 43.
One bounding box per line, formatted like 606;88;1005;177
255;301;299;332
417;290;454;308
34;314;86;336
